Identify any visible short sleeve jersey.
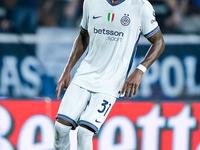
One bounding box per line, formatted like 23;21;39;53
71;0;159;97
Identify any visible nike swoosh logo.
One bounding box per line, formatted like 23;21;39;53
95;119;101;123
93;16;102;19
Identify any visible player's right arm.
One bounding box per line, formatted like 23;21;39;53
56;29;89;99
56;0;89;99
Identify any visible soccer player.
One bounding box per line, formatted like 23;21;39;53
54;0;165;149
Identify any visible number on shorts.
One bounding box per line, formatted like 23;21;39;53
98;100;112;116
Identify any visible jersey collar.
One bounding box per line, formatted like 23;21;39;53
106;0;126;6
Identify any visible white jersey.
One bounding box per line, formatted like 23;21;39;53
71;0;159;97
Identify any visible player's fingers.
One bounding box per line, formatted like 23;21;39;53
56;82;63;99
63;85;68;90
121;82;127;95
129;85;134;98
133;84;139;96
125;83;132;98
63;82;69;91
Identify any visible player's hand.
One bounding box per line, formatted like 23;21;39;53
56;71;71;100
121;69;143;98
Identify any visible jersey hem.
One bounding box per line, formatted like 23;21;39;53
71;80;120;98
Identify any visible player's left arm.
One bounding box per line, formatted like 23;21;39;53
122;29;165;98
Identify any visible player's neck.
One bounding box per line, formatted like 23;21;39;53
110;0;120;4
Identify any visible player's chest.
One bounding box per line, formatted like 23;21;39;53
88;3;141;30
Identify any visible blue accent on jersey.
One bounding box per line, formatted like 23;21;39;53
79;120;99;134
93;16;102;19
144;26;159;38
94;27;124;37
126;35;140;77
95;119;101;123
80;25;87;31
56;114;78;130
106;0;126;6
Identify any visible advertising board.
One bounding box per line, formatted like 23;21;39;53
0;100;200;150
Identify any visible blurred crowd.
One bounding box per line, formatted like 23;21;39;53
0;0;83;33
0;0;200;34
158;0;200;34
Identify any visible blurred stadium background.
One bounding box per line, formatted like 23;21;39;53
0;0;200;150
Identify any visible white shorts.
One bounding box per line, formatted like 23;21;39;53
56;83;116;134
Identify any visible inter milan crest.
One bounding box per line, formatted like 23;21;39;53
120;14;131;26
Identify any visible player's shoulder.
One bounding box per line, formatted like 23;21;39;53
141;0;154;8
83;0;101;6
84;0;99;3
130;0;154;12
129;0;153;8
